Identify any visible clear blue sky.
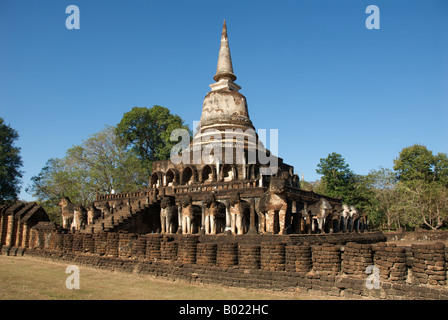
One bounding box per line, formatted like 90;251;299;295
1;0;447;201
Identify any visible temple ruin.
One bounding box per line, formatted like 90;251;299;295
82;21;366;237
3;21;448;301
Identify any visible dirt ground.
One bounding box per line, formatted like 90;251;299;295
0;255;341;300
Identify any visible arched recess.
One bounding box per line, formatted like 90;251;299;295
214;201;227;234
247;164;260;181
201;165;215;183
150;172;161;188
165;168;179;186
181;166;196;185
222;164;237;182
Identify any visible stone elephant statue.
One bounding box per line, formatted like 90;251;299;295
86;202;102;225
340;204;351;232
203;193;225;235
59;197;87;231
306;198;332;233
258;177;288;234
349;205;360;232
160;197;177;234
58;197;75;230
181;196;201;234
229;192;250;235
72;204;87;231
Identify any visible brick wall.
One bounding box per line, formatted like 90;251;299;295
11;230;448;299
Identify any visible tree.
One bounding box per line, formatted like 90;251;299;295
392;145;448;230
27;126;148;220
393;144;447;185
0;117;23;203
433;152;448;187
398;180;448;230
315;152;355;201
366;167;401;230
116;106;191;172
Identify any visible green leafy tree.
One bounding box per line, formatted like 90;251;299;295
393;144;448;185
366;167;401;230
27;126;148;221
392;145;448;230
116;106;191;172
0;117;23;203
315;152;375;224
397;180;448;230
315;152;355;201
433;152;448;187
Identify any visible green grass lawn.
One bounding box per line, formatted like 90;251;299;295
0;255;329;300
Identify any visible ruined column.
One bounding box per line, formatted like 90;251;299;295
145;234;162;261
225;201;231;233
21;224;29;248
160;236;177;262
15;222;23;247
238;244;260;269
200;202;206;234
307;213;313;234
177;204;183;234
5;215;14;247
178;235;198;264
411;243;446;286
217;243;238;268
312;243;341;276
197;243;217;266
132;235;147;260
261;242;286;271
247;198;257;234
341;242;373;276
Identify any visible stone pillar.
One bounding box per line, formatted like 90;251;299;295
5;215;14;247
261;242;286;271
225;201;231;233
160;236;177;262
177;204;183;234
200;202;206;234
411;243;446;286
21;224;29;248
15;222;23;247
247;198;257;234
216;243;238;268
197;243;217;266
341;242;373;276
307;213;313;234
312;243;341;276
238;244;260;269
145;235;161;261
132;235;147;260
178;235;198;264
294;243;312;273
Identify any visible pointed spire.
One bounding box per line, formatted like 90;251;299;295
213;20;237;82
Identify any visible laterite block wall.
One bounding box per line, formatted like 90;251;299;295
10;230;448;299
